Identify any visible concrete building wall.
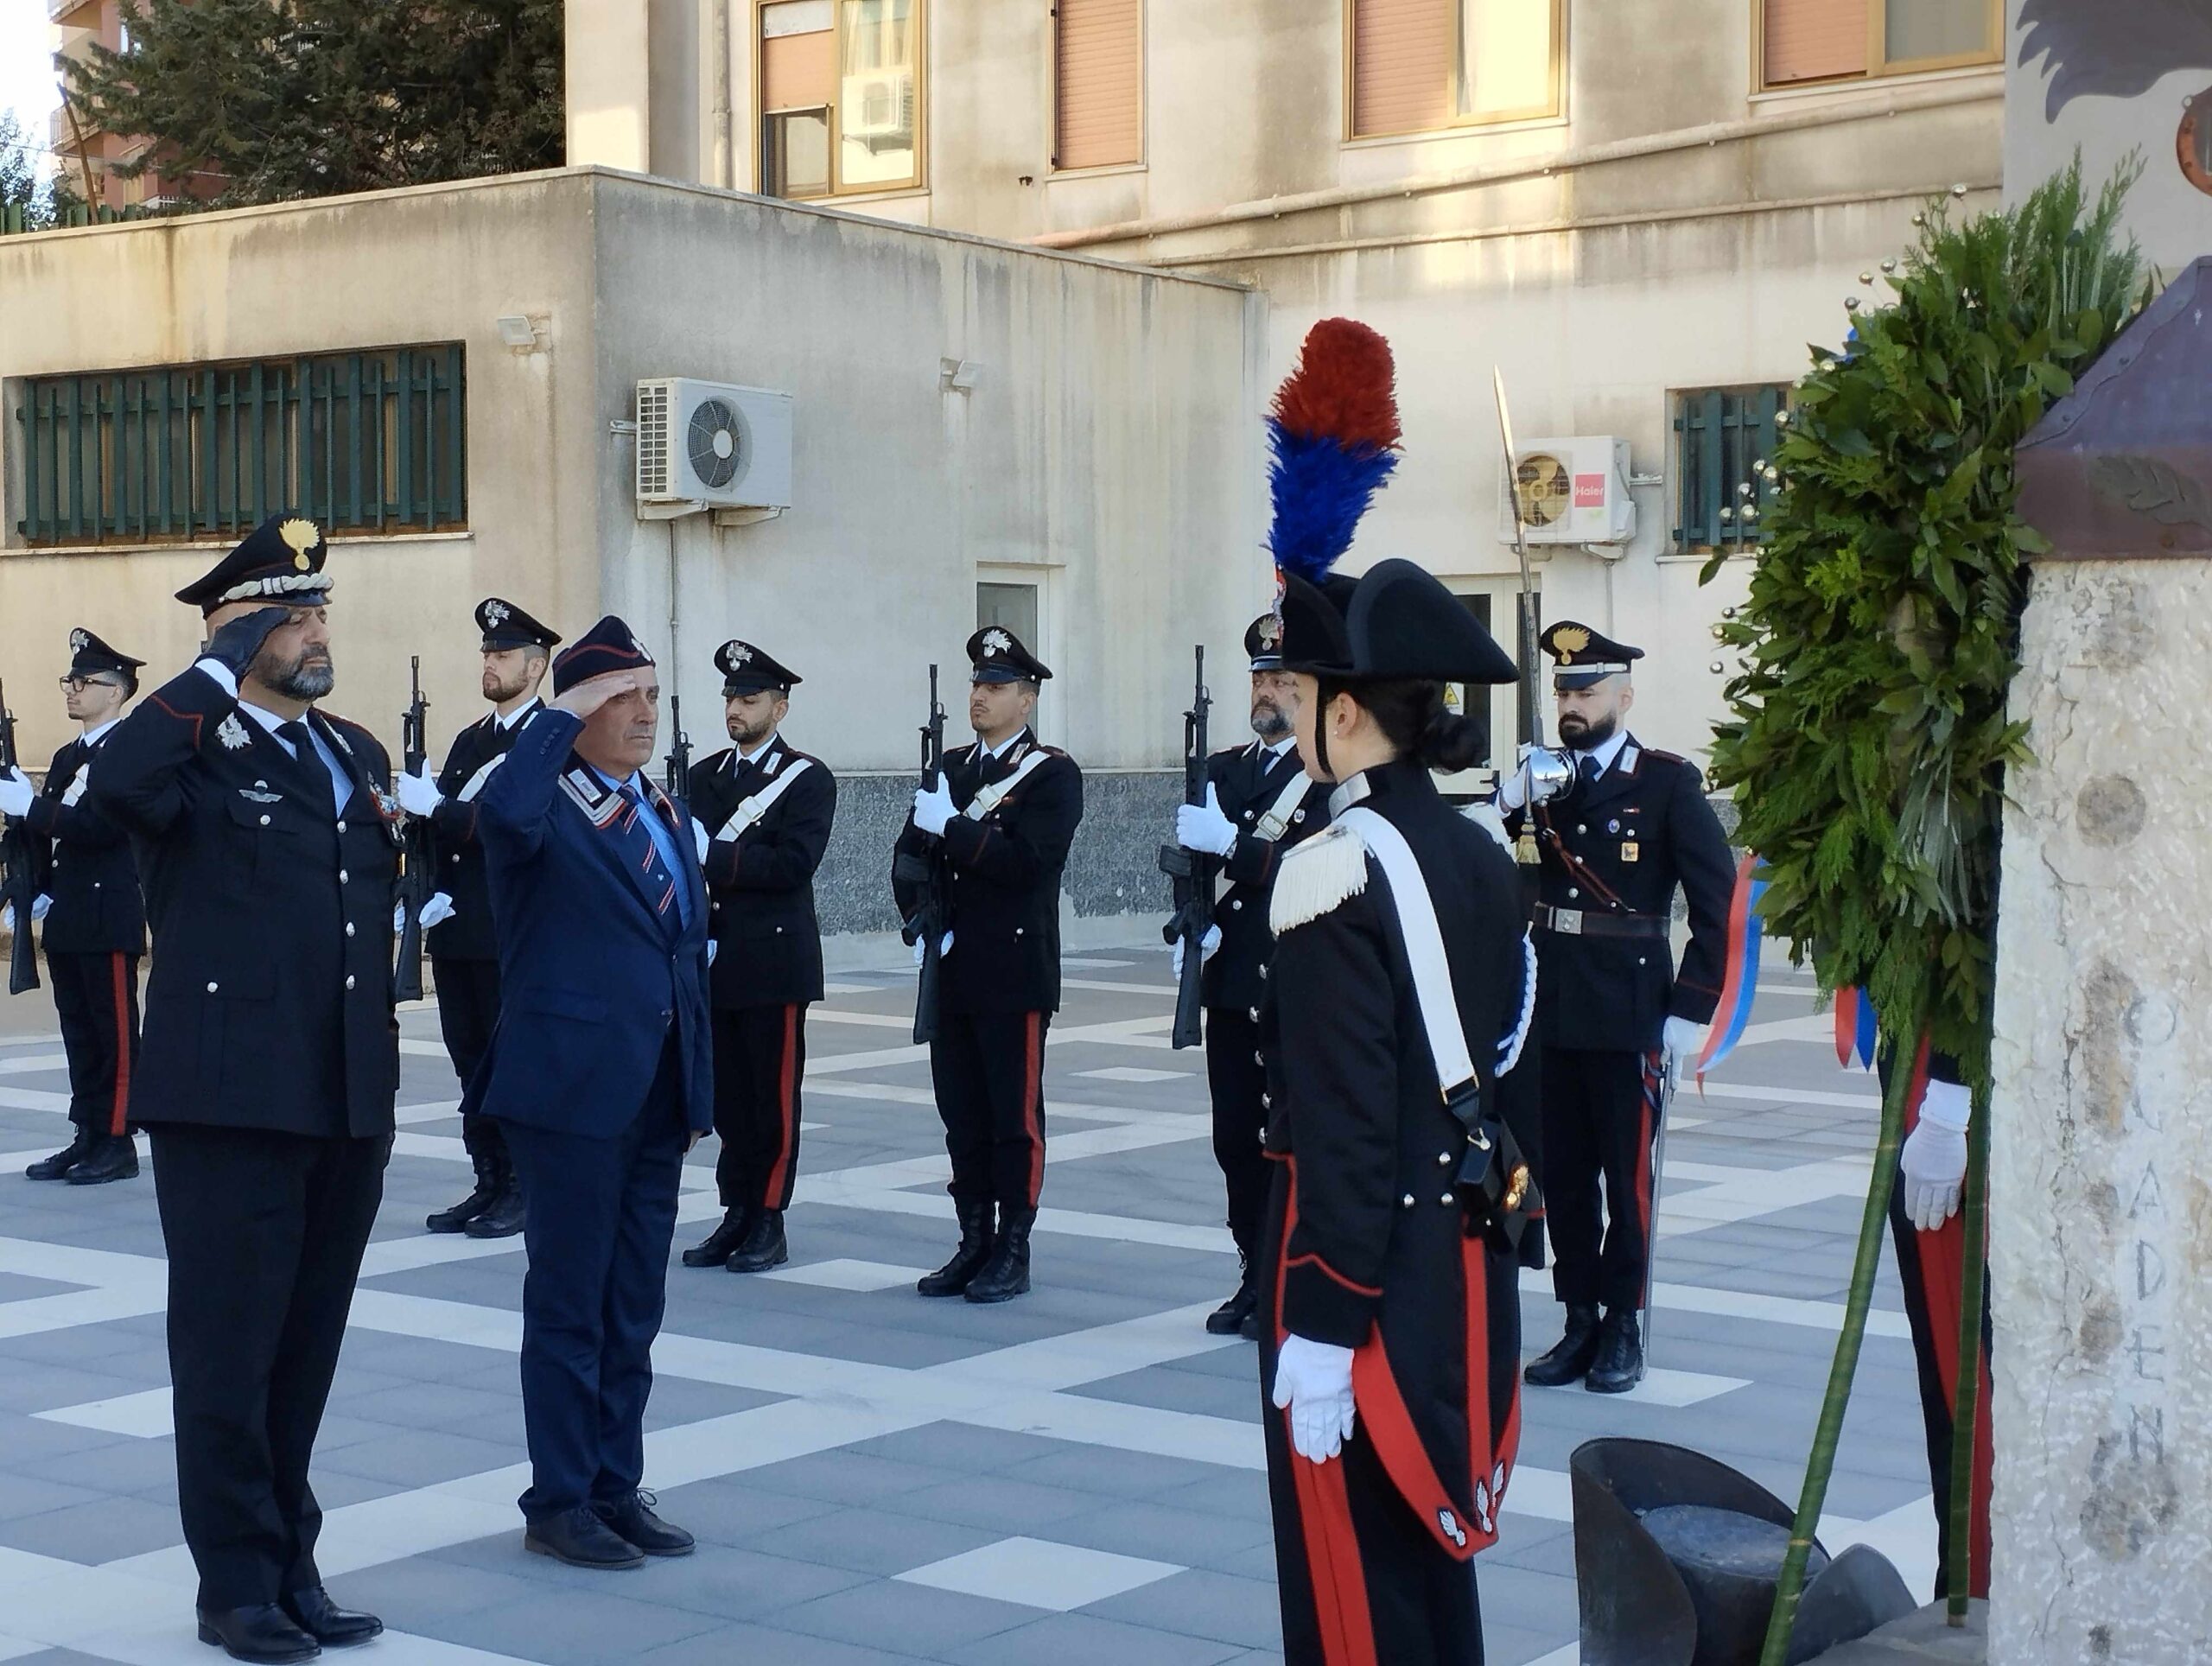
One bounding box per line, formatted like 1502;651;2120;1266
0;168;1261;931
698;0;2005;762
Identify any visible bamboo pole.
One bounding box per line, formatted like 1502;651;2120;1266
1758;1015;1926;1666
1946;1084;1992;1623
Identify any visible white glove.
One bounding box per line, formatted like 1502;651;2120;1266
707;939;719;967
1494;760;1529;812
1902;1079;1971;1231
911;931;955;965
0;767;33;818
31;894;50;923
393;900;407;934
692;820;710;866
1171;923;1223;981
394;766;443;818
419;892;455;931
1176;785;1238;857
1271;1334;1357;1463
913;779;957;837
1662;1014;1703;1084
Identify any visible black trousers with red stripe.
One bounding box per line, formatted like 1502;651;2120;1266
1886;1107;1993;1600
1540;1046;1656;1313
433;956;509;1177
1205;1007;1271;1256
711;1002;807;1211
48;947;140;1138
929;1010;1047;1211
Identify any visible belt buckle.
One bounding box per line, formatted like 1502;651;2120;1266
1554;906;1583;935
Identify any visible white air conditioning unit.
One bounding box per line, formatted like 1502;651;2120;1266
1497;436;1635;547
842;70;914;139
635;378;793;513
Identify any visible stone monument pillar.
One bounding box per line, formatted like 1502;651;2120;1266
1994;257;2212;1663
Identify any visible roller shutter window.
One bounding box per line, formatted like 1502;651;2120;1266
1762;0;1867;87
762;0;835;198
1351;0;1452;139
1054;0;1141;171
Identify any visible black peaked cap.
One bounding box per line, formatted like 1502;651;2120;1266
476;597;562;652
715;639;801;696
67;627;144;680
967;626;1051;684
1278;559;1516;685
175;514;332;613
552;615;655;696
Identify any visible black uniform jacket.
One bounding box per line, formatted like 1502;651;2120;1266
89;666;402;1136
1200;739;1331;1014
1505;734;1734;1053
690;734;836;1010
1263;758;1530;1557
892;728;1084;1016
27;728;147;955
426;700;540;963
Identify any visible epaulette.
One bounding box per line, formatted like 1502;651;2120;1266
1643;747;1688;766
1270;819;1370;935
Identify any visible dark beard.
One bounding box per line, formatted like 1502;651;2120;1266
1250;703;1292;742
1559;711;1618;753
267;652;335;701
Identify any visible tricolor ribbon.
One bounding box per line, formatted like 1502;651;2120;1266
1834;984;1878;1071
1693;852;1767;1084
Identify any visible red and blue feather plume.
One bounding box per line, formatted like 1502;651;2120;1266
1268;318;1402;584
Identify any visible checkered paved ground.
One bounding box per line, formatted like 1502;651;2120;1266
0;938;1934;1665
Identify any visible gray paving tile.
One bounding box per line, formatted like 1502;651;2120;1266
629;1542;873;1623
0;1493;181;1561
897;1475;1098;1534
946;1611;1247;1666
747;1506;1003;1576
410;1586;724;1664
1087;1568;1282;1650
770;1576;1035;1653
630;1622;932;1666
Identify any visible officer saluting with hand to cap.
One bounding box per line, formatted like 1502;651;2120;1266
89;513;397;1662
681;638;836;1276
394;596;563;1238
1504;620;1733;1396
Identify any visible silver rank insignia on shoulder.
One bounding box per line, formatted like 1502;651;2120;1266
218;714;251;751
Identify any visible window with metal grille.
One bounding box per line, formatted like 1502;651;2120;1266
1673;385;1784;554
13;344;466;548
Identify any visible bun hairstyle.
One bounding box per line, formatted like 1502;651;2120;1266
1318;677;1486;773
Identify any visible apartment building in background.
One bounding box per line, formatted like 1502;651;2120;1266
720;0;2005;763
48;0;207;212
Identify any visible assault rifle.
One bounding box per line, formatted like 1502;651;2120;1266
391;658;432;1003
0;683;38;995
1158;646;1213;1049
664;693;693;805
894;664;950;1044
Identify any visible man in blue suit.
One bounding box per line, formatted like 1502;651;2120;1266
461;614;713;1569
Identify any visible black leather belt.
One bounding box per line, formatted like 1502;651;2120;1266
1534;904;1667;939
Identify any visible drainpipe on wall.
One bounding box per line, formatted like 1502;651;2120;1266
712;0;734;189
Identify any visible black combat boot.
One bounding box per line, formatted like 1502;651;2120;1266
1522;1303;1603;1388
917;1200;996;1297
683;1206;753;1268
463;1160;524;1238
426;1148;498;1233
66;1133;138;1185
725;1209;788;1274
1206;1251;1259;1337
964;1208;1033;1304
26;1126;93;1181
1584;1307;1646;1395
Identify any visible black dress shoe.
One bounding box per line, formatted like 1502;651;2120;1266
964;1208;1033;1304
683;1206;753;1268
25;1128;92;1181
426;1177;497;1233
1523;1304;1603;1388
594;1490;696;1556
524;1503;645;1568
1205;1260;1259;1336
1238;1307;1262;1342
66;1134;138;1186
1585;1308;1646;1395
724;1209;787;1274
462;1182;524;1238
195;1602;321;1663
281;1587;383;1649
918;1200;996;1297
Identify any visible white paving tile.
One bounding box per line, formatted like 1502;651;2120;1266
896;1535;1184;1611
1058;957;1135;970
760;1257;931;1292
35;1386;173;1439
1077;1066;1192;1084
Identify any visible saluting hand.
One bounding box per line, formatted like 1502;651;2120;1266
200;606;293;678
549;669;641;719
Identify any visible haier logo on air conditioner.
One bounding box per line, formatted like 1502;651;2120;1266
635;378;793;512
1497;437;1635;546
